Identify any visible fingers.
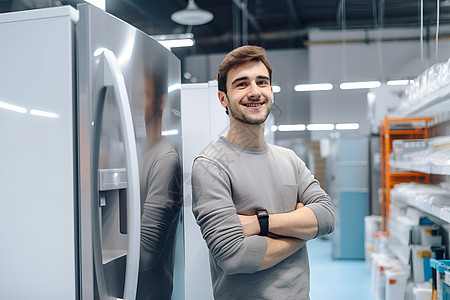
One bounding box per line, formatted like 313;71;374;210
295;202;304;210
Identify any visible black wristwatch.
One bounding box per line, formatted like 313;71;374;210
256;209;269;236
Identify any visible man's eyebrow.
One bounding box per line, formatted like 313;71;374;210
231;76;248;86
231;75;270;86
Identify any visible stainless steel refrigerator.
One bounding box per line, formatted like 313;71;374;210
0;4;183;300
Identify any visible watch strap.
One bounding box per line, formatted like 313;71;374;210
257;210;269;236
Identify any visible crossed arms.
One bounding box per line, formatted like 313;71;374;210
192;157;335;275
239;202;317;271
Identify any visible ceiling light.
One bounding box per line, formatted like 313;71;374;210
307;124;334;131
171;0;214;26
271;125;278;132
277;124;306;132
340;81;381;90
162;129;179;136
272;85;281;93
294;83;333;92
152;33;195;49
386;79;410;86
335;123;360;130
158;39;195;49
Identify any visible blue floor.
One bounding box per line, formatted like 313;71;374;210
308;238;375;300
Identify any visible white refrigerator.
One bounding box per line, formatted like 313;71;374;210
0;4;183;300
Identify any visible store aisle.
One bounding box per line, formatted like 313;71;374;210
309;237;375;300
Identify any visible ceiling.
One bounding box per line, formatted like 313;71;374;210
2;0;450;60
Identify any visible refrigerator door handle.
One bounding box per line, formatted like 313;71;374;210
101;49;140;300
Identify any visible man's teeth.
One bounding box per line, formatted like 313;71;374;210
245;103;261;107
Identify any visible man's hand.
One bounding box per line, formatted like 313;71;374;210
238;214;260;236
239;202;305;237
295;202;304;210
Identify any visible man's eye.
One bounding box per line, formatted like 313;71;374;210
258;81;268;85
237;82;247;87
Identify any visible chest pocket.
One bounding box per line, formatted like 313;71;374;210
283;184;298;211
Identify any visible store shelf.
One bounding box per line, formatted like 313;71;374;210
387;240;410;267
403;85;450;117
380;116;432;231
390;160;450;175
391;187;450;226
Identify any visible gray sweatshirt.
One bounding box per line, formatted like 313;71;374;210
192;137;335;300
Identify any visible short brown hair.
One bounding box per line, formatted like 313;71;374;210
217;45;272;93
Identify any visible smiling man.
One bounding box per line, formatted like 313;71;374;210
191;45;335;300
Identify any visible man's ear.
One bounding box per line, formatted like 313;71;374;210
218;91;228;108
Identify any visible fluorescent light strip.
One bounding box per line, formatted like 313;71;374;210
340;81;381;90
168;83;181;93
162;129;179;136
0;101;27;114
387;80;410;86
277;124;306;132
30;109;59;118
335;123;359;130
307;123;334;131
295;83;333;92
158;39;195;49
272;85;281;93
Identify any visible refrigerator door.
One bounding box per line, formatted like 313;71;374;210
77;4;183;300
0;6;79;300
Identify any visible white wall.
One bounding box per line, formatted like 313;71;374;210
308;27;450;139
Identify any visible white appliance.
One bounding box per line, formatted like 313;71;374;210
0;4;183;300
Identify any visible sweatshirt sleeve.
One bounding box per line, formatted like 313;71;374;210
140;152;182;271
191;157;267;274
296;157;335;238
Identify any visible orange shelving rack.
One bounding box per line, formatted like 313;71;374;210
379;116;432;231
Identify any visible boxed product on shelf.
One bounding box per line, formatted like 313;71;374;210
392;139;428;161
371;253;410;300
388;216;416;245
417;225;441;247
365;215;383;271
390;182;450;219
371;253;396;299
385;267;409;300
389;136;450;174
410;245;433;284
411;282;432;300
427;136;450;151
365;215;383;245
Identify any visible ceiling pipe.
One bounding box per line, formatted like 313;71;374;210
196;28;308;45
286;0;301;27
232;0;261;32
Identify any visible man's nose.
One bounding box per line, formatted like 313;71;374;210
248;82;261;99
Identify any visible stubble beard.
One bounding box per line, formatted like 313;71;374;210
226;96;272;125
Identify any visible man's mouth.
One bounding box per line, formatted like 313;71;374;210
243;102;264;108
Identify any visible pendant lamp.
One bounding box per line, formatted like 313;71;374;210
171;0;214;25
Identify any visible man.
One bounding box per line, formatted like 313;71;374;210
191;45;335;300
